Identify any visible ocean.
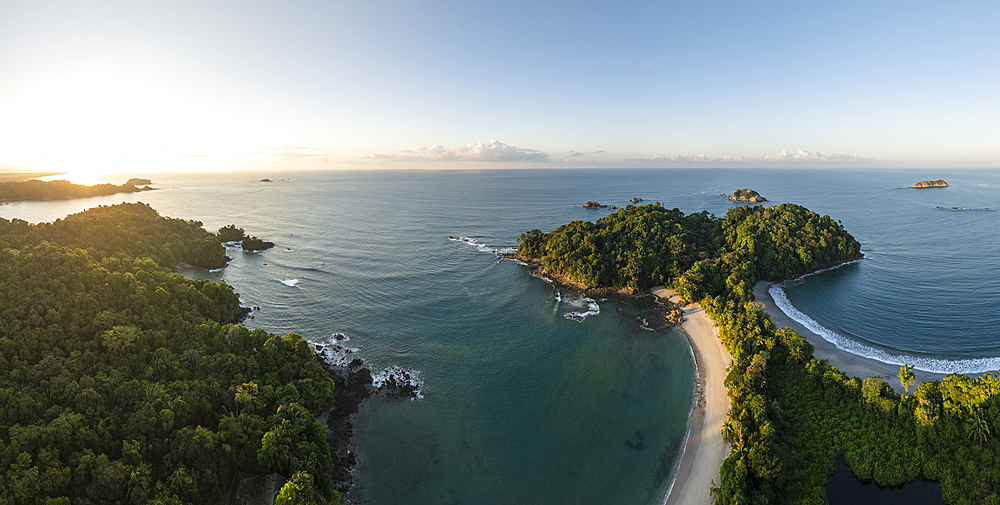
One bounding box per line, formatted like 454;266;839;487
2;167;997;503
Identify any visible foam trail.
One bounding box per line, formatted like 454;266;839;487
769;284;1000;374
449;236;520;259
280;279;299;287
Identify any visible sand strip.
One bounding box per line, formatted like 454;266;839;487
752;281;961;394
653;287;731;505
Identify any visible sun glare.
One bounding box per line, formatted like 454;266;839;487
41;114;130;175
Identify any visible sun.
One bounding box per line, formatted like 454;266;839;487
37;113;131;184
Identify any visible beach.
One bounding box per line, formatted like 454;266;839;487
752;281;955;393
653;287;731;505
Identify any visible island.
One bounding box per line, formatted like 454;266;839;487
126;177;153;186
260;178;273;182
0;178;154;203
216;224;276;252
242;235;276;252
582;201;616;209
515;202;990;503
630;197;644;203
721;188;767;203
910;179;949;188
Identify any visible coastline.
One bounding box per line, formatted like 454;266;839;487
653;287;731;505
752;281;955;393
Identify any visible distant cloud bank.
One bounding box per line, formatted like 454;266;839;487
623;149;877;164
367;139;550;163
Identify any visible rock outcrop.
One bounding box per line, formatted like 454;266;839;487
629;197;644;203
723;189;767;203
910;180;948;188
582;201;617;209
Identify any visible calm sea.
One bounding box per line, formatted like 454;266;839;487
2;167;997;503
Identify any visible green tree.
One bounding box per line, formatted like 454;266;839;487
898;364;915;396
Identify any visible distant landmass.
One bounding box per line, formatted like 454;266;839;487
0;178;154;204
582;201;617;209
910;179;948;188
722;188;768;203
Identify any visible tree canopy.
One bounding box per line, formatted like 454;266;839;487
0;203;340;505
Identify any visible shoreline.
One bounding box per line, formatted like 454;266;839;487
653;287;731;505
752;281;958;393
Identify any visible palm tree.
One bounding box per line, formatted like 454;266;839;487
898;364;915;396
967;410;991;444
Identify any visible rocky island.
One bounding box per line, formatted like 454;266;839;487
216;224;276;251
126;177;152;186
242;235;275;251
910;179;948;188
630;197;644;203
722;188;767;203
582;201;617;209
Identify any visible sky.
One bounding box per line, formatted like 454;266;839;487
1;0;998;177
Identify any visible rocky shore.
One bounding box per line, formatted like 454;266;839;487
315;339;422;495
500;251;683;327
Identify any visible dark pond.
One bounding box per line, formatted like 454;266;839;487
826;457;944;505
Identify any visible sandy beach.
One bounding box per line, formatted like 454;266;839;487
653;287;731;505
752;281;957;393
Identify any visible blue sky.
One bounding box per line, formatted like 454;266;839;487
1;0;998;174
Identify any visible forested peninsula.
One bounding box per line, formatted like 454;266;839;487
517;202;1000;504
0;203;342;505
0;179;153;204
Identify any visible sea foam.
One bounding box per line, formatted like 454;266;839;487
281;279;299;287
449;236;519;258
769;279;1000;374
556;290;600;322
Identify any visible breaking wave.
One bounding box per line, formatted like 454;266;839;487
770;277;1000;374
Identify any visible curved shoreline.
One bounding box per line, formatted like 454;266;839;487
752;281;965;393
653;287;731;505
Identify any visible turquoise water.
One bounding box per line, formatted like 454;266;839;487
3;167;998;502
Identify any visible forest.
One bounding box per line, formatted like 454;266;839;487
0;179;153;204
0;203;341;505
519;202;999;504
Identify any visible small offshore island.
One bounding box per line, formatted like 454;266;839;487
581;201;617;209
515;202;997;504
910;179;949;188
721;188;768;203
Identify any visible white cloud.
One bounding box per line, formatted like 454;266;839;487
622;149;878;164
367;139;549;163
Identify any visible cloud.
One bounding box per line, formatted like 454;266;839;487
173;153;210;158
367;139;550;163
568;150;605;157
622;149;878;164
260;145;318;151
